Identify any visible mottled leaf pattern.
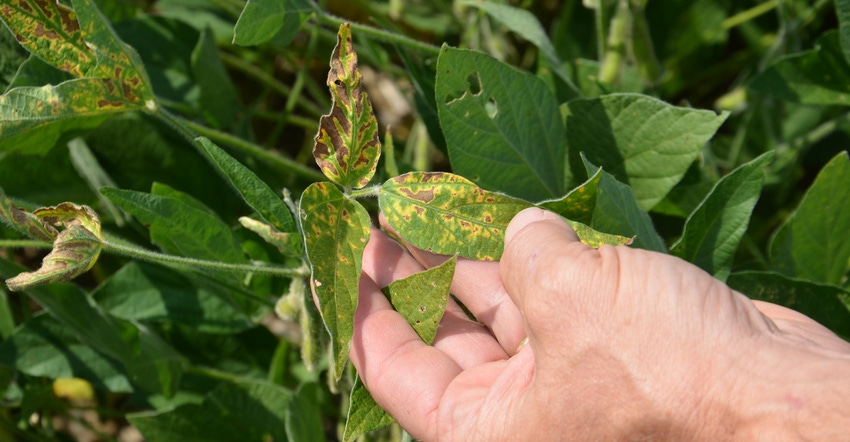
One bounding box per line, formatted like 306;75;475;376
299;182;371;380
0;188;57;242
540;169;602;225
380;172;630;260
5;202;103;291
313;24;381;189
0;0;95;77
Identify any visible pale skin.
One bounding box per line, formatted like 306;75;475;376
348;207;850;441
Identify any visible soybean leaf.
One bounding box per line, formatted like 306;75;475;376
0;314;132;392
0;187;57;242
0;78;146;154
5;54;73;89
233;0;312;47
728;271;850;340
196;137;296;233
344;257;456;441
313;24;381;189
0;0;96;77
436;46;567;202
750;31;850;106
130;379;291;442
299;182;371;380
101;187;245;264
92;262;253;334
5;202;103;291
343;376;396;442
769;152;850;285
286;383;326;442
462;0;579;97
672;152;773;281
240;217;302;257
584;158;667;253
564;93;728;210
191;27;238;128
380;172;630;261
539;168;602;225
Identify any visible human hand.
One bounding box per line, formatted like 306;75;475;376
350;207;850;441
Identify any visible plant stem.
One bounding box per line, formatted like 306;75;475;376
349;186;381;199
594;0;608;62
598;0;630;84
178;117;327;183
0;239;50;249
721;0;778;30
311;4;441;57
100;238;309;278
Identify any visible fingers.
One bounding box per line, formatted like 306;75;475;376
379;214;527;353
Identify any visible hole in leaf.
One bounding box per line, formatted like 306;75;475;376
445;89;466;105
467;72;482;95
485;97;498;118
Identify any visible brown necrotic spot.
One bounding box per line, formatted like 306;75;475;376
398;187;435;203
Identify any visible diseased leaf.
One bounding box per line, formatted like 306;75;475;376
584;158;667;253
770;152;850;285
197;137;297;233
0;78;146;154
728;271;850;340
672;152;772;281
565;93;729;210
299;182;371;380
0;314;132;392
130;380;291;442
436;46;567;202
0;188;57;242
313;23;381;189
539;168;602;226
6;202;102;291
233;0;311;47
0;0;95;77
750;31;850;106
380;172;629;260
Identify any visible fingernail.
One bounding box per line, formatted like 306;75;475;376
505;207;560;244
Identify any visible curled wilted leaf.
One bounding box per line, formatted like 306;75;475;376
0;188;58;242
313;23;381;189
239;216;302;257
5;202;103;291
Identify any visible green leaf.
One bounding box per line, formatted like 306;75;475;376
191;27;238;128
672;152;773;281
384;256;455;345
130;379;291;442
299;182;371;380
0;78;146;154
838;0;850;64
239;217;302;257
101;186;245;264
5;202;102;291
0;314;132;392
584;158;667;253
461;0;579;97
233;0;311;47
750;31;850;106
0;187;57;242
727;271;850;340
436;46;567;202
0;0;96;77
343;376;397;442
196;137;297;233
313;23;382;189
564;93;729;210
769;152;850;285
539;168;602;226
92;262;253;334
286;382;327;442
380;172;629;260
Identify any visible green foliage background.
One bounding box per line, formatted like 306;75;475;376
0;0;849;440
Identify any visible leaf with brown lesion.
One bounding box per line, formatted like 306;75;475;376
313;23;381;189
